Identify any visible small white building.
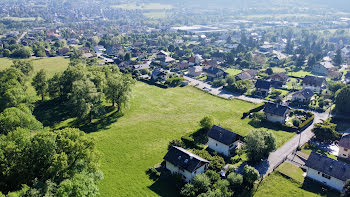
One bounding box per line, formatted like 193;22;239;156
207;125;242;156
305;152;350;191
263;102;290;124
163;146;209;182
338;133;350;160
188;66;203;77
302;75;325;93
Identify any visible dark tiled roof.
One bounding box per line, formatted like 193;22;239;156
255;79;271;90
293;89;314;99
236;70;258;81
208;125;240;145
270;72;288;81
163;146;209;172
305;152;350;181
206;67;223;75
339;133;350;149
263;102;290;116
302;75;325;87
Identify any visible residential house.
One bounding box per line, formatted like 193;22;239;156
93;45;106;56
263;102;290;124
305;152;350;191
255;80;271;97
188;66;203;77
151;69;167;81
291;89;314;103
57;48;70;56
175;61;190;71
270;72;288;87
205;67;226;81
235;70;258;81
133;62;150;71
302;75;325;93
156;50;169;59
313;62;337;76
160;56;176;66
207;125;242;156
163;146;210;182
338;133;350;160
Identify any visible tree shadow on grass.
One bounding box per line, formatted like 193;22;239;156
34;99;123;133
301;178;340;197
33;98;75;127
69;107;124;133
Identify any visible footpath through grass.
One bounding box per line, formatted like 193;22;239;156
88;82;295;196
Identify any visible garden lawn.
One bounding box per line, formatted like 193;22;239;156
225;68;241;76
287;70;314;78
0;57;69;77
88;82;295;197
254;172;339;197
111;3;173;10
277;162;304;183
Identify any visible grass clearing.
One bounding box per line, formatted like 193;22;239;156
112;3;173;10
1;17;42;21
287;70;314;78
277;162;304;183
83;82;294;196
272;67;286;73
225;68;241;76
0;57;69;77
144;12;167;19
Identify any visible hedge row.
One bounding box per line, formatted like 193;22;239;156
280;114;315;132
242;103;266;119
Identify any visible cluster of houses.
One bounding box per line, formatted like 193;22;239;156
163;125;242;182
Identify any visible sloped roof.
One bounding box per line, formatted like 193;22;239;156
163;146;209;173
302;75;325;87
255;79;271;90
339;133;350;149
293;89;314;99
270;72;288;81
208;125;240;145
263;102;290;116
305;152;350;181
206;67;224;75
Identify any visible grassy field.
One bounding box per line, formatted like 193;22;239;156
112;3;173;10
144;12;167;19
84;82;295;197
287;70;314;78
225;68;241;76
277;162;305;183
1;17;42;21
0;57;69;77
272;67;286;73
254;171;339;197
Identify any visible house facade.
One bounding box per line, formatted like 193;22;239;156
313;62;337;76
305;152;350;191
263;102;290;124
291;89;314;103
205;67;225;81
302;75;325;93
188;66;203;77
255;80;271;97
164;146;209;182
338;133;350;160
207;125;242;156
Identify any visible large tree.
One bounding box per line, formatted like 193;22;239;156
0;105;43;135
32;69;48;101
11;60;34;76
244;130;277;162
105;73;134;112
335;85;350;113
70;78;103;122
333;49;342;66
0;128;102;195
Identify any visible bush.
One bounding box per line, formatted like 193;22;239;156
292;118;301;127
205;170;220;184
200;116;214;130
180;183;197;197
192;174;210;194
227;172;243;190
242;165;260;185
181;136;195;147
146;167;160;180
208;156;225;172
168;139;185;150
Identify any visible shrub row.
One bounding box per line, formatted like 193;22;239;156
242;103;266;119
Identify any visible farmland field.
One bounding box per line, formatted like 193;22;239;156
0;57;69;76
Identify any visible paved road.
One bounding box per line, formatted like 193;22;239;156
16;32;27;44
184;76;265;103
184;75;330;177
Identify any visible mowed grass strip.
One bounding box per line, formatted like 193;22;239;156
91;82;295;197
